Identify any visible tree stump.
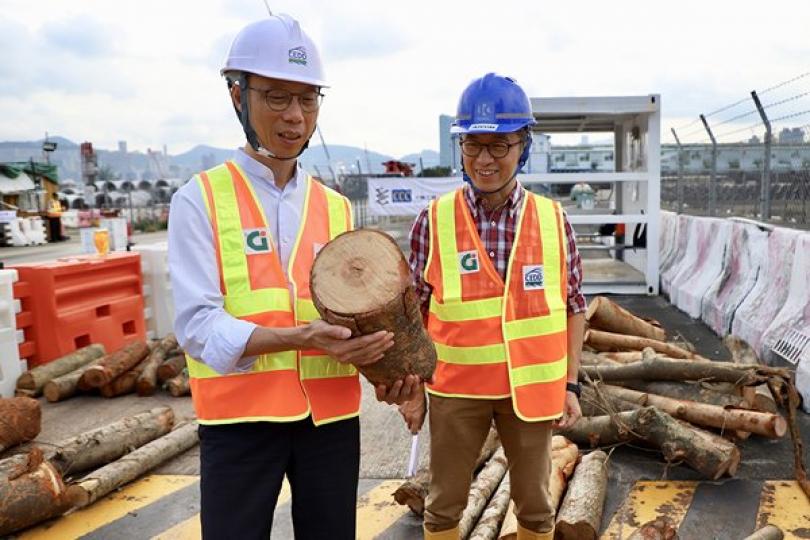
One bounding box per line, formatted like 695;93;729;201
311;229;436;386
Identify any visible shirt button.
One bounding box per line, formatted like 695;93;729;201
489;251;495;258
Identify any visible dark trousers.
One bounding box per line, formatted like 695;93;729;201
199;417;360;540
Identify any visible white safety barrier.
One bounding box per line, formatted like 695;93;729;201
0;269;23;397
798;354;810;413
61;210;79;229
701;222;768;336
21;217;47;245
659;211;679;270
671;218;731;318
135;242;174;339
760;233;810;365
731;227;801;358
660;214;693;298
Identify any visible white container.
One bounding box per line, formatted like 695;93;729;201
0;269;22;398
100;218;129;251
135;242;174;338
21;217;47;245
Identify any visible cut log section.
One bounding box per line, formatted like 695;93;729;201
157;354;187;383
137;334;178;396
469;474;511;540
67;422;199;508
581;357;781;387
99;359;149;398
49;407;175;476
743;524;784;540
310;229;436;386
0;397;41;452
79;341;150;389
620;380;749;409
393;427;499;515
0;459;72;537
166;370;190;397
599;384;786;439
15;344;106;396
586;296;666;341
459;447;508;539
585;329;696;359
43;357;105;402
0;448;43;483
555;450;608;540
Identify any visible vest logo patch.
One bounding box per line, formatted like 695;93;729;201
458;250;480;274
523;265;544;290
244;228;273;254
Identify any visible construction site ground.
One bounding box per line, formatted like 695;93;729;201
4;230;810;539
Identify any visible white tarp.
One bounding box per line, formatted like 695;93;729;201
367;177;463;217
0;172;35;194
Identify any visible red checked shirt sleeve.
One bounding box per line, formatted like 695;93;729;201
563;211;587;315
409;206;433;319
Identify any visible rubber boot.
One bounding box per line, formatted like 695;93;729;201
423;524;460;539
516;524;554;540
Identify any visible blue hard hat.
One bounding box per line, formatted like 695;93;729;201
451;73;536;134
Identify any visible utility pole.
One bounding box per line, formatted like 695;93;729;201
751;90;772;220
700;114;718;216
356;159;363;175
671;128;684;213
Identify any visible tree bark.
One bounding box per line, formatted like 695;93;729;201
99;358;149;398
585;329;696;359
626;518;679;540
79;341;150;389
393;427;499;516
49;407;175;476
310;229;436;386
157;354;187;383
581;357;783;387
555;450;608;540
580;385;642;417
559;407;740;479
620;380;748;409
0;448;43;483
136;334;178;396
0;459;72;537
497;437;579;540
166;370;190;397
15;344;106;396
43;357;104;402
586;296;666;341
468;474;511;540
0;397;41;452
600;384;787;439
67;422;198;508
459;448;508;539
743;525;784;540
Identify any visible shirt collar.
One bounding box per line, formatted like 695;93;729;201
463;181;525;219
232;147;302;192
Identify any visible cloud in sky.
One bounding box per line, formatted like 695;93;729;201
1;0;809;158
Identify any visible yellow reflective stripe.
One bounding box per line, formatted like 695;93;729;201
534;195;565;312
252;350;297;372
504;315;567;340
429;296;502;322
297;298;320;322
435;342;506;365
186;356;218;378
510;356;568;387
300;354;357;379
436;192;462;301
223;288;291;317
325;186;349;238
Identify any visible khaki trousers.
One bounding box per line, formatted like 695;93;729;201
424;395;555;534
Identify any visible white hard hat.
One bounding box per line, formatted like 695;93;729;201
221;14;327;87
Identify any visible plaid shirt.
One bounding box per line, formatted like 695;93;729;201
409;183;586;316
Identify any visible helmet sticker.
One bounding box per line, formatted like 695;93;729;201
468;123;498;131
288;46;307;66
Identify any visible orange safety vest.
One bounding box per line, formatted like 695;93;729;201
187;161;360;426
424;188;568;421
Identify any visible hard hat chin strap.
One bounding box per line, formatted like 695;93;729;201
230;73;312;161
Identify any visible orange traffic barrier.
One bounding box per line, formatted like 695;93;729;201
12;253;146;367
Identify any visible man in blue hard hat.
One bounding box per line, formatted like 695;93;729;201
399;73;586;539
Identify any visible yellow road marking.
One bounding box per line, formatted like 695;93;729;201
356;480;410;540
601;481;698;539
20;475;198;540
151;478;291;540
755;480;810;538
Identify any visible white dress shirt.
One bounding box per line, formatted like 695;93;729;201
168;148;308;374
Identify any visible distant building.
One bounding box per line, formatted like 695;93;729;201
438;114;461;174
778;127;805;144
118;141;128;154
661;142;810;173
548;144;614;173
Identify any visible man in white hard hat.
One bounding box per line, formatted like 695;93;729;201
168;14;420;539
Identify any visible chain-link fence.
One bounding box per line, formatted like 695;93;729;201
661;143;810;229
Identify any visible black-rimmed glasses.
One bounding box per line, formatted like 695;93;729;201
460;139;524;159
247;87;323;112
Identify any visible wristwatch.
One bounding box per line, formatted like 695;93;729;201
566;382;581;398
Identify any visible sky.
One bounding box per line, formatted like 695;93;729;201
1;0;809;157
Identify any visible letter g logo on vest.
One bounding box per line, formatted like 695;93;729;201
458;250;480;274
244;228;273;255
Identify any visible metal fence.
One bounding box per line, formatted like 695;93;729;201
661;144;810;229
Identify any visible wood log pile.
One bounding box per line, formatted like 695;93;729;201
15;335;190;402
0;407;198;536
